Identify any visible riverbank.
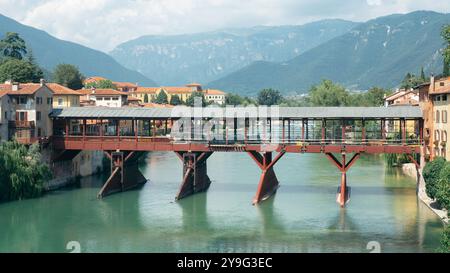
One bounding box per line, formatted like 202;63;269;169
402;163;449;224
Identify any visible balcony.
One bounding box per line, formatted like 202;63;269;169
9;120;35;128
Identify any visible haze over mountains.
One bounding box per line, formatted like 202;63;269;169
111;10;448;96
0;14;157;86
209;11;448;95
110;20;358;86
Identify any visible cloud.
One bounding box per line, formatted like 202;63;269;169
0;0;449;52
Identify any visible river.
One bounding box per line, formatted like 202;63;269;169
0;152;444;253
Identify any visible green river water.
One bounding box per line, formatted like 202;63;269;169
0;152;444;253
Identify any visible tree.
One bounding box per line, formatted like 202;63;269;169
420;67;426;81
400;72;425;90
226;93;245;106
153;90;168;104
365;87;391;107
423;157;446;199
53;64;84;90
309;79;349;106
169;94;182;105
85;79;117;90
0;58;43;83
257;88;283;106
144;94;149;103
0;141;51;202
438;225;450;253
435;163;450;211
442;24;450;77
186;91;207;106
0;32;27;60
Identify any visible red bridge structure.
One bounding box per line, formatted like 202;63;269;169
50;106;424;207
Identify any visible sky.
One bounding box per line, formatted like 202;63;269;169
0;0;449;52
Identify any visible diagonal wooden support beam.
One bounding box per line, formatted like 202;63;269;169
247;151;264;170
325;153;344;170
266;150;286;170
344;153;360;171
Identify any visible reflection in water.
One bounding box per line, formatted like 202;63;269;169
0;152;445;253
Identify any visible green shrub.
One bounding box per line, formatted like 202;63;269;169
436;163;450;212
0;141;51;202
423;157;446;199
438;225;450;253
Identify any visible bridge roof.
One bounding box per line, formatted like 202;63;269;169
50;106;423;119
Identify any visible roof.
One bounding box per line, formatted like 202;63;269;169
0;83;43;95
127;97;141;101
84;76;107;84
162;87;194;93
47;83;82;95
186;83;202;87
141;103;174;108
0;90;8;98
205;89;225;95
113;81;138;88
50;106;423;119
77;89;128;96
133;87;160;93
384;89;417;101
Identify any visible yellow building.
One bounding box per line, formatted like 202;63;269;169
130;83;226;104
419;76;450;160
47;83;82;107
429;76;450;159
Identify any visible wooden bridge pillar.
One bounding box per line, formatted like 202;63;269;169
248;151;285;205
175;152;213;200
325;153;360;207
97;151;147;198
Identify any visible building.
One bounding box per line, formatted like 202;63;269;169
113;81;138;92
0;80;54;144
78;88;128;107
130;87;161;103
130;83;227;104
384;89;419;106
83;76;138;92
47;83;82;108
0;90;10;142
418;76;450;160
204;89;226;105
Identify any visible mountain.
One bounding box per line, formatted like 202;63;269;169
110;20;358;85
0;14;156;86
208;11;448;96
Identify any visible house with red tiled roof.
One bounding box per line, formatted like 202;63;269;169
0;80;54;144
83;76;138;92
47;83;82;108
204;89;226;105
78;88;128;107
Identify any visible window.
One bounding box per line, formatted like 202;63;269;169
104;97;111;101
436;110;440;123
435;130;440;141
112;97;119;101
4;112;7;120
36;97;42;104
58;98;64;106
96;97;103;101
444;95;448;101
440;82;445;87
443;110;448;123
17;97;27;104
443;131;448;142
47;98;53;105
36;111;41;121
37;128;42;137
18;112;26;121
